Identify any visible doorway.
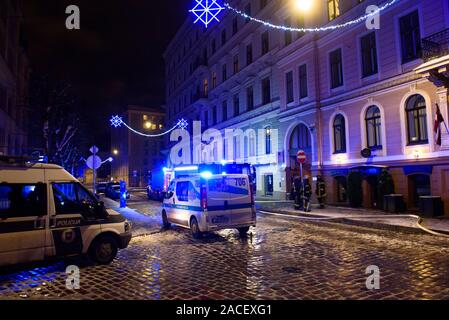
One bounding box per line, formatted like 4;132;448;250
408;174;431;208
264;174;274;196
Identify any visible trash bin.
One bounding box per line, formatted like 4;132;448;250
384;194;406;213
419;196;444;218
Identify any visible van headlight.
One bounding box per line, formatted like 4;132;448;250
124;221;131;233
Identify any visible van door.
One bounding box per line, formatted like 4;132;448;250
206;177;233;226
226;176;253;226
0;183;47;266
47;182;100;257
171;181;191;226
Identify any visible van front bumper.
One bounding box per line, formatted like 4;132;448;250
119;232;132;249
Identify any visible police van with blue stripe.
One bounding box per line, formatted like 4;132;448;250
0;156;131;267
162;170;256;239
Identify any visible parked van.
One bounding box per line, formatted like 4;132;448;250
162;173;256;238
0;157;132;267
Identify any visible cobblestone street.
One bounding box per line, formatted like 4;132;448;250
1;196;449;300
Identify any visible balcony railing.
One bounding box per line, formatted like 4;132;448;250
422;28;449;62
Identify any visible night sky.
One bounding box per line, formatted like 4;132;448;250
21;0;190;150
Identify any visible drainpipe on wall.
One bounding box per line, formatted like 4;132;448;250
313;35;323;174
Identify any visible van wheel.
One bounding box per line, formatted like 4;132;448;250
190;217;202;239
89;235;118;265
162;210;171;229
237;227;250;237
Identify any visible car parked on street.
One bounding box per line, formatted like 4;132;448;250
96;182;109;194
106;184;130;200
162;173;256;239
0;156;132;267
147;186;165;202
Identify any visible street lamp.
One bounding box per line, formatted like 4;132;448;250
293;0;313;12
144;121;152;129
113;149;119;156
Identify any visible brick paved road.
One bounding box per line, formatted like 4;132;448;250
1;198;449;300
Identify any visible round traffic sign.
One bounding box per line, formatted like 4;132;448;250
297;150;307;164
86;155;102;170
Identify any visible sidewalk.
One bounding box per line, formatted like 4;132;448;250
256;201;449;236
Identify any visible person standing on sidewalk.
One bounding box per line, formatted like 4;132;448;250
316;175;327;209
293;177;304;211
303;177;312;212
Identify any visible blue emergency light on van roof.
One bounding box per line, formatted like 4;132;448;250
200;171;213;179
174;165;199;172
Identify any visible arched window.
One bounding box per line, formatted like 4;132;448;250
265;127;272;155
333;114;346;154
365;106;382;149
290;124;311;152
406;94;428;145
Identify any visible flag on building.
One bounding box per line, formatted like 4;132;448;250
434;103;445;146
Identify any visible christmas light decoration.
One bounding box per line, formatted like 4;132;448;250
110;116;188;138
222;0;399;33
190;0;225;28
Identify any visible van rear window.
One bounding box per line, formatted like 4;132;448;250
0;184;47;218
208;178;249;195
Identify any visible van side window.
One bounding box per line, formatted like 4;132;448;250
53;183;97;216
0;184;47;218
176;181;189;202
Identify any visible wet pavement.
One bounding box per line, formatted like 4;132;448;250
1;195;449;300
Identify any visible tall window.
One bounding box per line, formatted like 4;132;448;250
246;44;253;65
232;17;238;35
212;72;217;88
406;94;428;145
233;55;239;74
204;110;209;128
330;48;343;88
261;31;269;55
233;94;240;117
221;29;227;45
265;127;272;154
299;64;308;99
262;77;271;105
222;100;228;122
203;79;208;97
400;10;421;64
247;86;254;111
211;39;216;55
222;64;227;82
361;32;378;77
365;106;382;149
328;0;340;21
212;106;217;125
286;71;294;104
333;114;346;154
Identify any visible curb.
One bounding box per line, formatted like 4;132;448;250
258;208;449;237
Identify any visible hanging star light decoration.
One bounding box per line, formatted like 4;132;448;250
190;0;224;28
110;115;123;128
110;116;188;138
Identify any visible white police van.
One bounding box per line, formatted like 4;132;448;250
162;172;256;239
0;157;131;267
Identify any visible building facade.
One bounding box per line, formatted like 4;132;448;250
165;0;449;215
0;0;31;156
111;106;166;187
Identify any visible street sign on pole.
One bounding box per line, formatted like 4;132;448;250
297;150;307;164
297;150;307;185
88;146;100;194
